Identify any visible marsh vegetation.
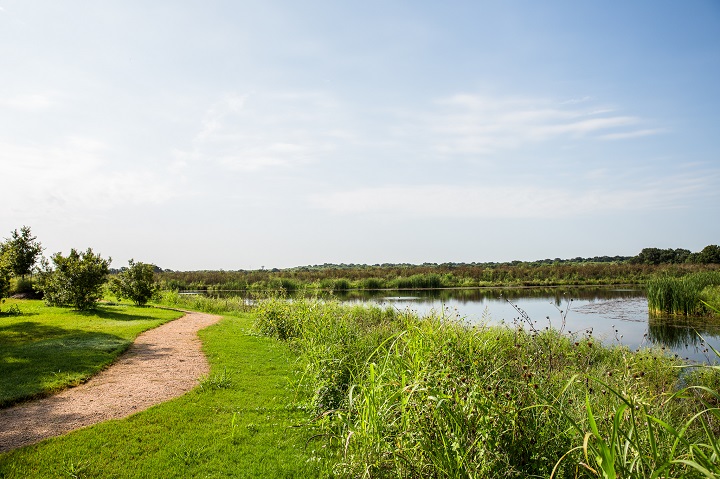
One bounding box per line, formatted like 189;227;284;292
254;297;720;478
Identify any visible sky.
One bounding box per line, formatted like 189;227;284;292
1;1;719;270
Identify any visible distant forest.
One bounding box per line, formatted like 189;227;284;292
152;245;720;291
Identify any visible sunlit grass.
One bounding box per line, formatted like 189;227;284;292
0;299;183;407
0;314;332;478
647;272;720;316
254;297;719;477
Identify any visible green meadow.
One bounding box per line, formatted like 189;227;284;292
0;299;183;407
0;307;329;478
1;294;719;478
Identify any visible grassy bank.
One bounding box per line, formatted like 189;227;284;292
0;299;183;407
0;311;329;478
255;297;720;478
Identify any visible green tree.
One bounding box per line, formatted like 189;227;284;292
37;248;110;310
1;226;43;279
697;245;720;264
0;252;11;303
109;259;160;306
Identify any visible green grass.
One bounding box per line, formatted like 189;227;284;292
0;313;331;478
0;299;183;407
254;297;720;478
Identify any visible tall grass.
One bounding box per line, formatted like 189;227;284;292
254;297;718;477
647;272;720;316
155;290;254;315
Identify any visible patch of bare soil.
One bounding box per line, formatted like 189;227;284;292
0;311;221;453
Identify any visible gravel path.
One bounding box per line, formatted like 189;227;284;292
0;311;222;453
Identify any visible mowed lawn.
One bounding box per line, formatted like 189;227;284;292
0;299;184;407
0;305;330;478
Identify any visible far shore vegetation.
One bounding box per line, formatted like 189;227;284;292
155;246;720;293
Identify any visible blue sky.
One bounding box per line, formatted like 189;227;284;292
1;1;718;270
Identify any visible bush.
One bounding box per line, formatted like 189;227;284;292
11;277;36;295
37;248;110;310
109;259;160;306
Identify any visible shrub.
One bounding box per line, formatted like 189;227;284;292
109;259;160;306
37;248;110;310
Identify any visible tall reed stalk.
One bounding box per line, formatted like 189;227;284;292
647;272;720;316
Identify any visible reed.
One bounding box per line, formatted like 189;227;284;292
156;290;253;315
647;272;720;316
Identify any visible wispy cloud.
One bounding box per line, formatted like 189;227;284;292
0;93;54;110
0;138;178;220
309;175;710;219
418;94;663;155
181;91;349;172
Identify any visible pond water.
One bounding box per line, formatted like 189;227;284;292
332;287;720;364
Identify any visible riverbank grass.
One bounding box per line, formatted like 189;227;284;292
255;297;720;477
0;299;183;407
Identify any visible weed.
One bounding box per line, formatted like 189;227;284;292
59;457;89;479
172;442;206;466
199;367;232;391
647;271;720;316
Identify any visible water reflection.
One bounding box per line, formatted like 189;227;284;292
647;315;720;360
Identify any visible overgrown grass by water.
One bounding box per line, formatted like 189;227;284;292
155;290;254;315
647;272;720;316
255;297;720;478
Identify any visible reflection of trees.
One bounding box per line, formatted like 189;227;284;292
328;287;644;304
647;316;719;349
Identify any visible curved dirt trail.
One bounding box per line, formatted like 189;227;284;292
0;311;222;453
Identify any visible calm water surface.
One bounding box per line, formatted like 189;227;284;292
335;287;720;364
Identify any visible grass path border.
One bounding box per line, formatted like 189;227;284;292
0;313;330;478
0;310;221;453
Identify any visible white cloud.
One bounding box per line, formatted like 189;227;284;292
420;95;662;155
599;129;667;140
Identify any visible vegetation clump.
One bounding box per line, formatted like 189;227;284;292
647;271;720;316
254;297;720;478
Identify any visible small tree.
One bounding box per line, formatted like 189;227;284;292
0;252;11;303
1;226;43;279
109;259;160;306
37;248;110;310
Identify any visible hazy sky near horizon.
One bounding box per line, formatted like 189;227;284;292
1;1;719;270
